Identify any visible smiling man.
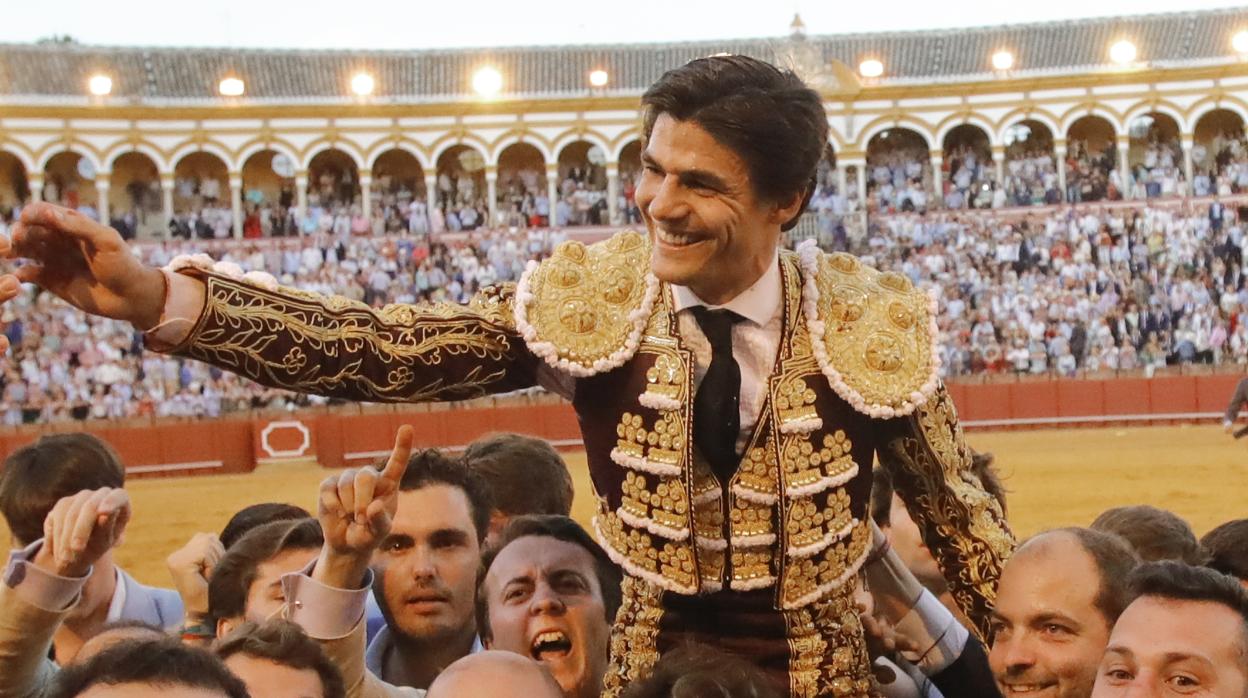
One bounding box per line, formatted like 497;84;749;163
0;54;1012;696
1092;561;1248;698
989;529;1139;698
476;515;621;698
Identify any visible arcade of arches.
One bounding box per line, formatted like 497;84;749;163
1;104;1245;238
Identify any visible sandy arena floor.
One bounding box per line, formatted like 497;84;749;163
3;424;1244;586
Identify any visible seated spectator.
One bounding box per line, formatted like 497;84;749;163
282;427;490;693
476;515;619;698
425;650;563;698
0;434;182;662
215;620;346;698
989;528;1139;698
207;518;324;639
462;433;575;545
618;644;781;698
48;637;248;698
1201;518;1248;585
1092;561;1248;697
1090;505;1207;564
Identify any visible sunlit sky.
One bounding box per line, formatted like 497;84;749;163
2;0;1246;50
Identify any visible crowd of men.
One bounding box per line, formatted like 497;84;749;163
2;197;1248;423
0;427;1244;697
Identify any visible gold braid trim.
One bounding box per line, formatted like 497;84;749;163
178;271;534;403
879;383;1015;640
602;576;665;697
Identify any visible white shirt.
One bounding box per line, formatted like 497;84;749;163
671;253;783;451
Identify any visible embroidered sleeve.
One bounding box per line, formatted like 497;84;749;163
168;269;539;403
876;382;1015;640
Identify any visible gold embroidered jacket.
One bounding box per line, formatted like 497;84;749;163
167;231;1013;681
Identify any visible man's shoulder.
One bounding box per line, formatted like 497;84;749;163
516;230;655;377
794;243;940;417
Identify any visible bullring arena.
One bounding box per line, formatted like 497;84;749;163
3;7;1248;692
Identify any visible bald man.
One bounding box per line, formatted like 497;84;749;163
426;650;563;698
987;528;1139;698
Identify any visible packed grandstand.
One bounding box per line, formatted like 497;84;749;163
2;7;1248;423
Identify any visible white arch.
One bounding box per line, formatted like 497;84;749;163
997;112;1062;148
1122;102;1189;135
237;141;302;173
489;134;553;167
300;142;366;172
858;119;935;154
431;137;490;170
37;144;103;174
935;115;999;150
368;142;432;173
1191;102;1248;134
169;141;235;172
612;135;642;164
1060;107;1122;138
103;142;169;175
551;131;613;163
0;143;37;173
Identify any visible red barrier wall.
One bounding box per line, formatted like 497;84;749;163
0;374;1240;478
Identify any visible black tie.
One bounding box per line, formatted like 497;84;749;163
691;307;744;484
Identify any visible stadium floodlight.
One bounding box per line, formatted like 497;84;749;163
219;76;245;97
88;74;112;96
992;50;1015;71
1233;30;1248;55
351;72;375;96
589;69;609;88
1110;40;1137;65
473;66;503;98
858;59;884;79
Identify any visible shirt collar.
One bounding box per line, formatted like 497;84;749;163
671;251;782;327
105;567;126;623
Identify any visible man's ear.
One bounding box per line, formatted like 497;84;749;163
771;189;808;229
216;617;236;640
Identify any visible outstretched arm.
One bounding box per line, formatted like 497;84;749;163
0;202;539;402
876;383;1015;641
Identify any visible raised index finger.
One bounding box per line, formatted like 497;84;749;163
379;425;415;484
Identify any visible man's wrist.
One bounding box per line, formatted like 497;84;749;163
313;547;372;590
132;266;169;331
32;544;90;579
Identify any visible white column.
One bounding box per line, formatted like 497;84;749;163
992;147;1006;186
28;175;43;204
229;176;243;239
853;162;867;202
295;173;309;224
486;168;499;227
1181;136;1194;195
360;174;373;218
929;151;943;202
836;163;848;197
424;174;438;218
1117;137;1132;199
95;179;110;223
161;176;175;229
1055;142;1068;202
546;162;559;225
606;164;620;226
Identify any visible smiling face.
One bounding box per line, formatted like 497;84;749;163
636;113;800;305
374;485;481;644
482;536;610;698
989;533;1112;698
1093;597;1248;698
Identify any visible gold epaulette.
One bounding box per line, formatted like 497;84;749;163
514;230;658;377
797;243;940;418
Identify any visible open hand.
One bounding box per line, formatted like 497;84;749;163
0;203;166;348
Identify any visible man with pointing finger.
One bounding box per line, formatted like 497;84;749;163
0;55;1012;695
281;429;492;695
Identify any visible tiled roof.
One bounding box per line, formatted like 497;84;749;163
2;7;1247;103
